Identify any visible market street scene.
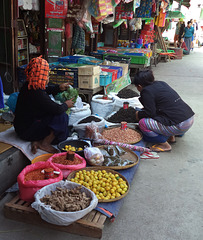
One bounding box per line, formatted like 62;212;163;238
0;0;202;240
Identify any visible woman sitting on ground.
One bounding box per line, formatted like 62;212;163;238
133;70;194;152
14;56;74;154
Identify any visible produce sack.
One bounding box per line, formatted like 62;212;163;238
48;152;86;178
91;94;115;118
109;92;143;111
69;102;91;126
31;181;98;226
84;147;104;166
17;161;63;202
73;115;105;138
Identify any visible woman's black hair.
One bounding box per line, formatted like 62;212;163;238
187;21;191;25
133;70;155;87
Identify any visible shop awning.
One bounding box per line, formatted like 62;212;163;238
174;0;191;8
166;11;185;19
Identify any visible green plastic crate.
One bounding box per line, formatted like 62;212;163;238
103;53;148;65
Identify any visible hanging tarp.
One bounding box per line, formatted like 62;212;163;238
166;11;185;19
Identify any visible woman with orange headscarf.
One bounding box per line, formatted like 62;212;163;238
14;56;74;154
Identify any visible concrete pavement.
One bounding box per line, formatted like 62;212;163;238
0;48;203;240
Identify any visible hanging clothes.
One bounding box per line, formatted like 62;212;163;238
135;0;153;18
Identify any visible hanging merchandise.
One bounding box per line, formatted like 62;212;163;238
102;7;115;24
111;0;121;7
133;0;141;12
129;18;142;31
135;0;153;18
155;9;166;27
45;0;68;19
22;0;32;10
88;0;113;22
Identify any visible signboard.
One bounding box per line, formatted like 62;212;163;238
104;73;131;94
45;0;68;19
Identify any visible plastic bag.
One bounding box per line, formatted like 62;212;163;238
48;152;86;178
85;121;104;140
31;180;98;226
73;115;105;139
84;147;104;166
17;161;63;202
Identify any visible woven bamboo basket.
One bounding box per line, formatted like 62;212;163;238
101;126;142;144
67;167;130;202
97;145;139;170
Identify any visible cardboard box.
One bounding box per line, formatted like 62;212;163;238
116;63;129;76
78;74;100;89
78;65;101;75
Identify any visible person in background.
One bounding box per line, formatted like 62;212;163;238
133;70;194;152
184;21;194;53
14;56;74;154
178;38;189;55
178;18;185;43
174;19;181;47
71;23;85;54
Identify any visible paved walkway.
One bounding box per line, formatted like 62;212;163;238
0;48;203;240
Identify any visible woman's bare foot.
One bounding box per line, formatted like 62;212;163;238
31;141;59;154
168;135;176;143
31;141;39;154
31;131;59;154
150;142;172;152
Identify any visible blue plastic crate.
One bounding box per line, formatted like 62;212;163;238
58;56;83;63
124;52;144;57
78;56;103;65
17;64;27;83
100;71;112;86
100;65;123;79
49;68;78;88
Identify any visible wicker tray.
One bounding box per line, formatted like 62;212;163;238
97;145;139;170
101;126;142;144
67;167;130;203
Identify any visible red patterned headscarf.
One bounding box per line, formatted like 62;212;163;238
25;56;50;90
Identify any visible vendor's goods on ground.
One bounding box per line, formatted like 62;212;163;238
24;168;59;181
48;152;86;178
117;88;139;98
40;185;91;212
84;147;104;166
107;106;138;123
31;181;98;226
99;145;135;167
51;151;83;165
91;94;115;118
78;115;101;124
102;127;142;144
68;168;129;202
17;161;63;202
62;145;83;152
73;115;105;139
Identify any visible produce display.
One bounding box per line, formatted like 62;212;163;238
99;146;135;167
117;88;139;98
69;169;128;200
107;107;138;123
40;186;91;212
52;152;83;165
55;87;78;114
62;145;83;152
102;127;142;144
24;168;59;181
78;116;101;124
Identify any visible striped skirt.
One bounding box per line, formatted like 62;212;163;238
139;116;194;141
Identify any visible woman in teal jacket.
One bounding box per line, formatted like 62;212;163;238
184;21;194;53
